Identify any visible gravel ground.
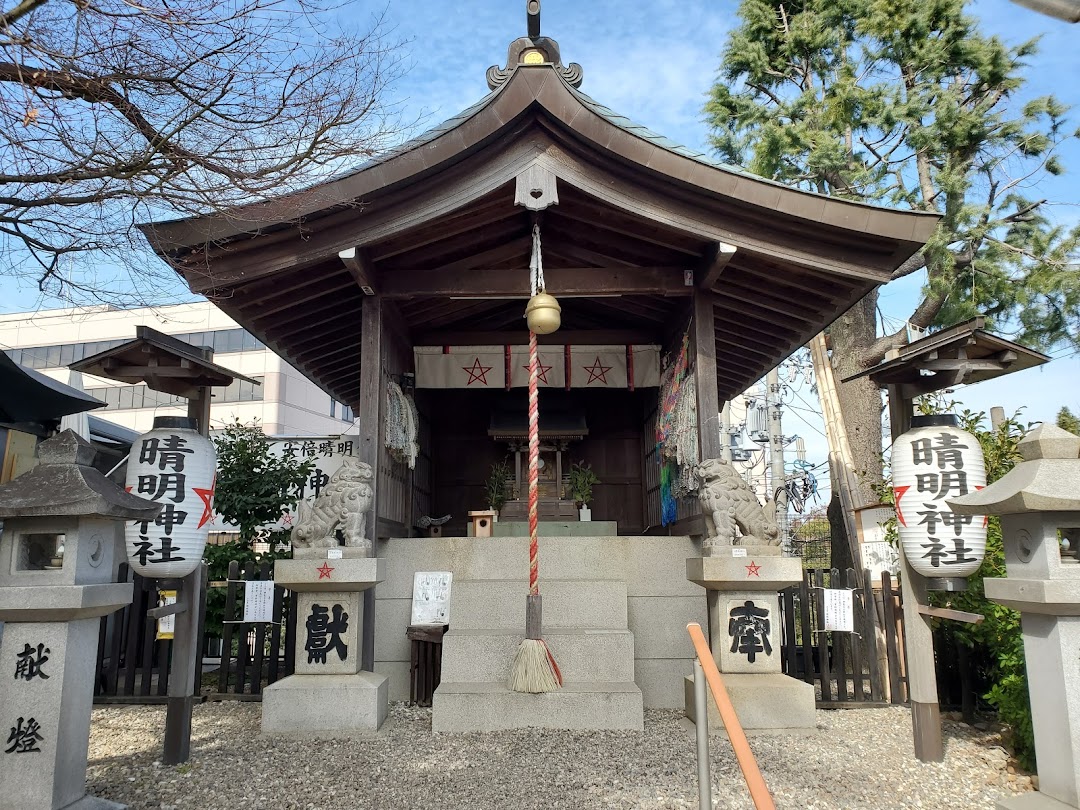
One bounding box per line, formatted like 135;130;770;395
87;702;1032;809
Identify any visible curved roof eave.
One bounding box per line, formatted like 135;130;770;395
141;65;940;254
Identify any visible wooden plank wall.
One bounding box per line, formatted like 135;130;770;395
427;389;650;536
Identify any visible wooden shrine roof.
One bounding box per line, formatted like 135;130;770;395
842;317;1050;398
72;325;258;399
140;60;940;408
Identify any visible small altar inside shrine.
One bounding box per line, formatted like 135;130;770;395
489;404;588;522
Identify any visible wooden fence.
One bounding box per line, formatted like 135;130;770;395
98;562;908;707
777;568;908;707
94;560;295;703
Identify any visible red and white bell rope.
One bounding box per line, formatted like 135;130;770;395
527;223;544;596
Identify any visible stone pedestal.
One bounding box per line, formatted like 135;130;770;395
948;426;1080;810
684;548;815;733
0;432;161;810
262;551;388;734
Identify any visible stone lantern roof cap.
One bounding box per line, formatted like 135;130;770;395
0;430;162;521
948;424;1080;516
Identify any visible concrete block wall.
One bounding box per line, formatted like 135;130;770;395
373;535;705;708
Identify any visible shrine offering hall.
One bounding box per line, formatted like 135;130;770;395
142;26;935;716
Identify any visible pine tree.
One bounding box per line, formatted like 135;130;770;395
706;0;1080;515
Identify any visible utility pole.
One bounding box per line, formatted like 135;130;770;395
765;368;787;535
720;402;733;463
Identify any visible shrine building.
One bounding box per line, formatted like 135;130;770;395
141;14;937;717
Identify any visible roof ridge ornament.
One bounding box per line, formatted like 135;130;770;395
486;0;583;91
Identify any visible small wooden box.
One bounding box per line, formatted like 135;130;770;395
468;510;497;537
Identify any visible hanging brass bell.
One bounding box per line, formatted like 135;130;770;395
525;292;561;334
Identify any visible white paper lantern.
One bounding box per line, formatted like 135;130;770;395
124;416;216;578
892;415;987;585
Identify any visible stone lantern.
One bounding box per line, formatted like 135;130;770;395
949;424;1080;810
0;430;160;810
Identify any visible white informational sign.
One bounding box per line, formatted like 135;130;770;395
823;588;854;633
243;580;276;623
861;540;900;582
156;590;177;640
411;571;453;625
731;547;748;558
327;548;343;560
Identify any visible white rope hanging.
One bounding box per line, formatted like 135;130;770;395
529;223;545;296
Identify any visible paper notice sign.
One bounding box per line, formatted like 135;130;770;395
156;590;177;640
823;589;854;632
411;571;453;625
243;580;275;624
732;548;748;558
327;548;343;560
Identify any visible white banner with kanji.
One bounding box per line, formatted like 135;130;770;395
414;345;660;389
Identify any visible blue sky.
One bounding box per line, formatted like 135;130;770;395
5;0;1078;449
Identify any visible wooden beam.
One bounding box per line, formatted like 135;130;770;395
713;287;817;327
410;329;659;345
239;274;355;319
918;605;984;624
339;247;378;295
693;291;723;460
371;197;521;262
698;242;737;290
380;266;690;298
102;365;209;378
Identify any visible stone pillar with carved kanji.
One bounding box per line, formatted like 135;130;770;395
0;431;161;810
949;424;1080;810
683;458;815;732
262;459;387;733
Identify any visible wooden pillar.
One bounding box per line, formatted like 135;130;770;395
163;385;211;765
692;291;722;461
888;384;943;762
358;295;382;672
693;291;722;638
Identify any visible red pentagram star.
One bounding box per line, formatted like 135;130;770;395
524;359;553;384
194;475;216;529
893;485;911;527
462;356;493;386
745;561;762;577
316;562;334;580
583;355;612;385
280;511;294;527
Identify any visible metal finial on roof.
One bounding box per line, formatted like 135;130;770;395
527;0;541;39
487;1;583;91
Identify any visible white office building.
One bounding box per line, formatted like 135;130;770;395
0;302;356;438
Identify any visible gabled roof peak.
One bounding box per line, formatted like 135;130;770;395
487;0;582;90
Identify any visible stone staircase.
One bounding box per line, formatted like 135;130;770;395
432;573;645;732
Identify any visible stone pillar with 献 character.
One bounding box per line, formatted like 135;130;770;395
0;431;161;810
683;458;816;732
949;424;1080;810
261;457;388;733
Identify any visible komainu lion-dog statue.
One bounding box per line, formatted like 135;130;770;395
291;458;374;553
696;457;780;554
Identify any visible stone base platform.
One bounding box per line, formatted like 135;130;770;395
61;798;128;810
997;793;1078;810
262;671;388;734
432;681;644;732
492;521;619;537
683;673;815;733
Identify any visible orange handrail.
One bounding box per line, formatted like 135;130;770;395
687;622;776;810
